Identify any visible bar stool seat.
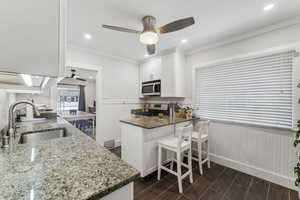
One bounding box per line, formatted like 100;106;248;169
192;131;208;142
158;136;191;151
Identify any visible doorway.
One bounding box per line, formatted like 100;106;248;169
57;66;97;139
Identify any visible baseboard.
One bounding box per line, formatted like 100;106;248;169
210;153;297;191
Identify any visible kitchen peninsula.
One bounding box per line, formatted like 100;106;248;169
0;118;139;200
120;116;199;177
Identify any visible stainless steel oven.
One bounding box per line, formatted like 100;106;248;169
141;80;161;96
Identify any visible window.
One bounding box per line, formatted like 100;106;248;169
194;50;296;129
57;88;80;112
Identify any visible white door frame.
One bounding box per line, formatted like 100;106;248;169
66;62;104;144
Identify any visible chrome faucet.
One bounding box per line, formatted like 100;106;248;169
2;100;40;148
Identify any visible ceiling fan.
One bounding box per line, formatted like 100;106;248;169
102;16;195;55
65;69;86;82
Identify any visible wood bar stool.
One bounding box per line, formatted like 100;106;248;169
157;124;193;193
192;120;210;175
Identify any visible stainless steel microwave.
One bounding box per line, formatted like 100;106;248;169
141;80;161;96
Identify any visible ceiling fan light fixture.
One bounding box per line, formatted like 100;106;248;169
139;31;159;45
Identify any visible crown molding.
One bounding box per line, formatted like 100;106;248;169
187;16;300;56
67;43;139;65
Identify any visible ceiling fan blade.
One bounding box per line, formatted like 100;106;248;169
76;77;87;82
147;44;156;55
102;25;140;34
158;17;195;34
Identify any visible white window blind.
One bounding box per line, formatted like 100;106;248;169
195;50;296;129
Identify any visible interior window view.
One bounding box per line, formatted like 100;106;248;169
57;88;80;112
0;0;300;200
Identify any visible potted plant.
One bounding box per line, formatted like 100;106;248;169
183;105;194;119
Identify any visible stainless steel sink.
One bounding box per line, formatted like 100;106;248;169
18;128;71;145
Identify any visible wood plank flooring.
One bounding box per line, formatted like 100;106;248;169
109;147;298;200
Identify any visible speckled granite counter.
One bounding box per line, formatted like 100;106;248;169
120;116;199;129
0;118;139;200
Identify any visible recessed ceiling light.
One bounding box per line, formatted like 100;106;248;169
144;54;149;58
264;3;274;11
84;33;92;40
181;39;188;44
89;76;93;79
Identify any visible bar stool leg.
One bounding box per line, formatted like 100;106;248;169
157;145;162;181
170;152;174;171
176;151;183;193
207;140;211;169
188;147;193;184
198;141;203;175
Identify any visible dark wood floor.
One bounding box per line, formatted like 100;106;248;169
110;147;298;200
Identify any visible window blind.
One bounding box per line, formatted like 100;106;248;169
195;50;295;129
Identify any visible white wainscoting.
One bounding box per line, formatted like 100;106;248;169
208;120;297;190
97;99;141;146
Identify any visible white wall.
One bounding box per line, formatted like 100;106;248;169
0;91;16;130
186;23;300;189
67;46;141;146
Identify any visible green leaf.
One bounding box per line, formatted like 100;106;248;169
296;180;299;187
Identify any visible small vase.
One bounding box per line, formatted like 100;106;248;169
186;113;192;119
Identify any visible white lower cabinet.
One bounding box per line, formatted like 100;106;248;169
143;126;173;175
100;182;133;200
121;122;189;177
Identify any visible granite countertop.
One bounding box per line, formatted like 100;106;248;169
0;118;139;200
120;116;199;129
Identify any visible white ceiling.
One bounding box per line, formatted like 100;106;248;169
68;0;300;61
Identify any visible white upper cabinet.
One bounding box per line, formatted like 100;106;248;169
139;48;186;98
0;0;66;77
161;49;185;98
140;57;162;82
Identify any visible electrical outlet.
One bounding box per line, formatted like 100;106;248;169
104;140;115;149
